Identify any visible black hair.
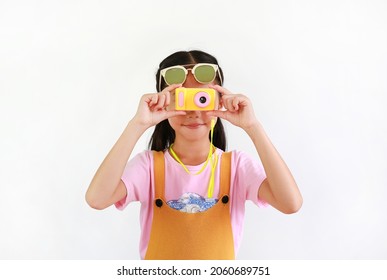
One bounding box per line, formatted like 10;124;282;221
148;50;227;151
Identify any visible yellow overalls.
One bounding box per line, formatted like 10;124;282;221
145;151;235;260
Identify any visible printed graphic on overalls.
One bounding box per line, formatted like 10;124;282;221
167;192;218;213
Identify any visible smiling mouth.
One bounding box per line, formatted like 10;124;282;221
183;123;205;128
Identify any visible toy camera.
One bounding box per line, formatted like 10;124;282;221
175;88;216;111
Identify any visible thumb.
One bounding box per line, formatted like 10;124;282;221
206;110;228;120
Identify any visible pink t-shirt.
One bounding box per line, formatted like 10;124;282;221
115;148;267;259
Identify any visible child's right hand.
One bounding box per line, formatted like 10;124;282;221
132;84;186;128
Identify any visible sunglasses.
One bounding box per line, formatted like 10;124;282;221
159;63;222;92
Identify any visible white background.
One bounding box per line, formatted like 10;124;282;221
1;0;386;260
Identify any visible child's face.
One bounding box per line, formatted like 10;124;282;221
167;72;221;141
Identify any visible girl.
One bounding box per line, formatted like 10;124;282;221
86;50;302;260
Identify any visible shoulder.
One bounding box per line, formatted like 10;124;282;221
126;150;155;169
222;149;265;178
219;149;257;166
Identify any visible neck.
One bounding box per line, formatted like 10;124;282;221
171;139;212;166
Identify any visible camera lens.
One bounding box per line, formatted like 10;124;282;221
194;91;211;108
199;96;207;104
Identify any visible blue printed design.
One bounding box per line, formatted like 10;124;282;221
167;192;218;213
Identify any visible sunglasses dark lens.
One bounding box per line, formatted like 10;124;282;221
165;68;186;85
194;65;216;83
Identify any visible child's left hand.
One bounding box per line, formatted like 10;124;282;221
207;85;259;131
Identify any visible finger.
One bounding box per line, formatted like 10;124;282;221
210;84;232;96
232;97;240;111
164;90;171;106
153;93;166;110
206;110;229;120
162;84;182;107
223;96;237;112
147;94;159;107
162;83;183;94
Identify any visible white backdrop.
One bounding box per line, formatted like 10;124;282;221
1;0;386;260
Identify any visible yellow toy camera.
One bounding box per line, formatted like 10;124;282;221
175;88;216;111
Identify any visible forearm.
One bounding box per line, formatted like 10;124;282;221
245;121;302;212
86;119;148;208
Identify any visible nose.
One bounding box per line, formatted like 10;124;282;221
183;72;207;88
185;110;201;118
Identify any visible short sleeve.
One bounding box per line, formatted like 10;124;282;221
114;150;153;210
232;150;268;208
